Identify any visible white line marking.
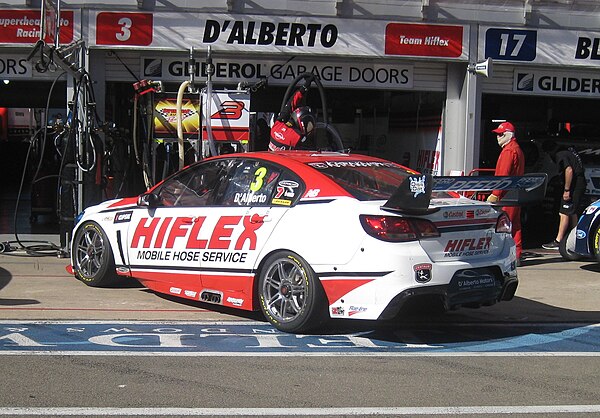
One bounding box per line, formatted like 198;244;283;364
0;350;599;357
0;320;597;327
1;405;600;415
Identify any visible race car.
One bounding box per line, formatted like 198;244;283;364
69;151;545;333
559;198;600;262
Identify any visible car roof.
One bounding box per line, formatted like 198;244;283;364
219;150;400;165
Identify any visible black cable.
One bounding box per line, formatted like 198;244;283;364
108;50;140;82
7;71;67;257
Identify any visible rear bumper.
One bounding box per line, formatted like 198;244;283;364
378;267;518;320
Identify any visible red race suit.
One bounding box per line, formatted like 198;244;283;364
490;139;525;259
269;89;306;151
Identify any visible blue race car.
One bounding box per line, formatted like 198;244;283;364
560;199;600;261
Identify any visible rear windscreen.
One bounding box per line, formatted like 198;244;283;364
306;161;411;201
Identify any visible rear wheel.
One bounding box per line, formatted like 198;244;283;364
258;251;327;333
559;228;582;261
72;221;120;287
592;224;600;263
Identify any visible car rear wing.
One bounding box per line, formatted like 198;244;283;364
382;173;548;215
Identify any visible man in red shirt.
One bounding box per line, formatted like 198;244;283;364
486;121;525;264
269;78;316;151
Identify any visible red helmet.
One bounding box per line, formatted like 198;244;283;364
291;106;315;135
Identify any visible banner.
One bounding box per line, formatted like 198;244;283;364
141;56;413;90
480;25;600;67
92;12;469;60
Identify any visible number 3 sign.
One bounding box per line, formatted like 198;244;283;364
96;12;153;46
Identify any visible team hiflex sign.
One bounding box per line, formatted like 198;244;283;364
129;215;264;263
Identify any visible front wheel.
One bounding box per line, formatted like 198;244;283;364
559;227;582;261
258;252;327;333
72;221;121;287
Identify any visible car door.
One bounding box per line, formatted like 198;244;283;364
124;159;231;300
197;157;305;310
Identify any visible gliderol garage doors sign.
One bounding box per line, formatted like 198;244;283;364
140;56;414;90
89;11;469;60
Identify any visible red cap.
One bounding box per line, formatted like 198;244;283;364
492;121;515;134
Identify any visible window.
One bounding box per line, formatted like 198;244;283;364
217;159;304;207
156;160;230;206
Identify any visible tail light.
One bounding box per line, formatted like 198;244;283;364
360;215;440;242
495;213;512;234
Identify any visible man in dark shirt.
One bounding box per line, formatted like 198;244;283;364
542;146;585;250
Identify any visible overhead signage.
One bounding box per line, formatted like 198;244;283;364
93;12;468;60
513;69;600;97
0;9;75;45
480;26;600;67
0;53;70;80
385;23;463;58
0;55;32;78
141;56;414;90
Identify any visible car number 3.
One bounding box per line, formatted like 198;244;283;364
250;167;267;192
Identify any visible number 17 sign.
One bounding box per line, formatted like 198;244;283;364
96;12;153;46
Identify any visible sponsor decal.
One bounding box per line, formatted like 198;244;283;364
585;205;599;215
271;198;292;206
331;306;345;316
475;208;492;216
309;161;396;169
457;276;495;291
130;215;263;264
413;263;432;283
576;229;587;239
443;210;465;219
114;210;133;223
184;290;197;298
348;306;367;316
443;237;492;257
384;23;463;57
226;297;244;307
409;175;427;197
275;180;299;200
304;189;320;198
466;210;474;219
169;287;182;295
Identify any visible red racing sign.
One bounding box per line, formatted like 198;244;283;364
0;10;74;44
384;23;463;57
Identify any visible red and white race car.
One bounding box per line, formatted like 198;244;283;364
70;151;545;333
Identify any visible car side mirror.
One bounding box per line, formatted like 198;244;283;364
137;193;160;208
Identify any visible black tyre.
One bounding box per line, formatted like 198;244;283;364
559;227;582;261
592;224;600;263
258;251;327;333
72;221;120;287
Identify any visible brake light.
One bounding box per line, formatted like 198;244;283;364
360;215;440;242
495;213;512;234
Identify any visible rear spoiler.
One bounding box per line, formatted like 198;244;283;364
382;173;548;215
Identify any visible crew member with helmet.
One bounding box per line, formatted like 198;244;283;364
269;76;316;151
486;121;525;264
